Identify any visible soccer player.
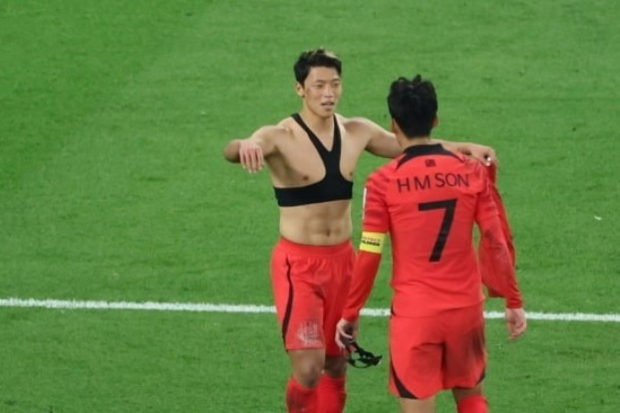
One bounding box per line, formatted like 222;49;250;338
223;49;499;413
335;75;526;413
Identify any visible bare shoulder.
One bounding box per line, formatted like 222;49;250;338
338;115;386;140
338;114;400;158
253;120;295;141
338;115;384;135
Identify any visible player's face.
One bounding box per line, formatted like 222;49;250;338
296;66;342;118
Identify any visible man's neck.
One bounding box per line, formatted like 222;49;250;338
298;109;334;133
398;135;434;150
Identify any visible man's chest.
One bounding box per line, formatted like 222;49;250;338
274;132;365;183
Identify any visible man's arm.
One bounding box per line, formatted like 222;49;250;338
335;248;383;348
478;215;527;340
336;172;390;349
478;218;523;308
223;126;281;172
436;139;497;166
223;140;243;163
475;167;526;340
353;117;499;164
352;118;401;158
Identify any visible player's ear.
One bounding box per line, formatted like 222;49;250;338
432;116;439;129
295;81;305;98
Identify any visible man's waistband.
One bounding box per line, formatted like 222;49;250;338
276;237;354;256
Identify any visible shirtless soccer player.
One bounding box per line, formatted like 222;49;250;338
223;49;497;413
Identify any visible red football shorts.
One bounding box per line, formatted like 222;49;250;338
271;237;355;356
388;302;486;400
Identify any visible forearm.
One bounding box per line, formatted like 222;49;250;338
342;251;382;322
480;221;523;308
435;138;496;165
489;237;523;308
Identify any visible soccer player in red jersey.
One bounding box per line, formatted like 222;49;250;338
336;75;526;413
224;49;501;413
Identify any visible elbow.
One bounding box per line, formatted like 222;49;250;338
223;140;240;163
223;150;236;163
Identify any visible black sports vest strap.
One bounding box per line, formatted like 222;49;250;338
273;114;352;207
291;114;341;170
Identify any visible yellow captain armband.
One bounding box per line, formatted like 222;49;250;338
359;232;386;254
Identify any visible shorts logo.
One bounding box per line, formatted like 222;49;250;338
297;320;322;347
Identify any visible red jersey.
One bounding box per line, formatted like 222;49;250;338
343;144;521;320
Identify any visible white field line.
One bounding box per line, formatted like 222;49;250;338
0;298;619;322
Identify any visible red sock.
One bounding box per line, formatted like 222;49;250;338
286;377;318;413
457;395;488;413
317;374;346;413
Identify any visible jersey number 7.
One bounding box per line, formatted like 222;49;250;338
418;199;457;262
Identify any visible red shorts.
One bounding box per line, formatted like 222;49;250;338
271;237;355;356
388;303;486;400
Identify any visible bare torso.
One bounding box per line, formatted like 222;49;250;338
266;114;371;245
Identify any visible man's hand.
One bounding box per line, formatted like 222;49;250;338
434;140;499;166
505;308;527;340
335;318;359;350
460;142;498;166
239;140;265;173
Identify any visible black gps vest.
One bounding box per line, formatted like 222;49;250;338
273;114;353;207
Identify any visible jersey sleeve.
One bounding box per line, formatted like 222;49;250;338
342;170;389;321
476;165;523;308
361;170;390;233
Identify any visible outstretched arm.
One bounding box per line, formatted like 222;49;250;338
223;126;280;173
436;139;497;166
360;119;401;158
358;117;499;165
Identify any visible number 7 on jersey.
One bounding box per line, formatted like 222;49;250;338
418;199;457;262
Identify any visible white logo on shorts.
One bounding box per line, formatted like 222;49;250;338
297;320;322;347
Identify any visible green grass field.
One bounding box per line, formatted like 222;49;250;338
1;0;619;412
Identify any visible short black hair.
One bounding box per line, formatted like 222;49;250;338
293;48;342;84
387;75;438;138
